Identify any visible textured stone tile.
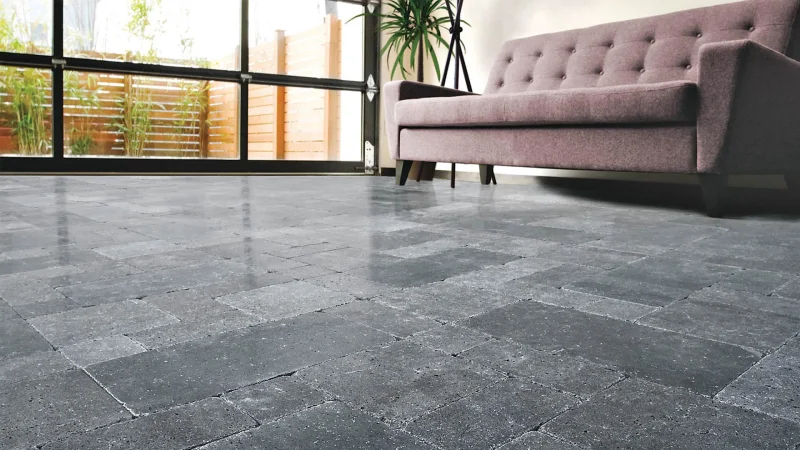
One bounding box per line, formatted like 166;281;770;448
464;234;562;258
498;432;583;450
382;238;465;259
0;318;52;360
717;338;800;422
354;229;445;251
0;300;18;320
295;247;401;272
29;300;178;347
690;285;800;318
588;223;723;253
410;324;494;355
141;289;235;321
444;258;561;289
607;256;739;290
406;378;578;450
377;282;519;323
714;269;797;295
576;297;660;321
275;264;335;280
199;402;432;450
197;238;292;259
537;244;645;270
218;281;354;321
0;370;130;449
544;378;800;450
41;397;257;450
0;351;73;385
565;273;692;307
88;313;393;414
776;277;800;300
129;310;262;349
460;340;622;399
121;248;223;271
45;261;143;288
12;296;82;319
324;301;440;338
526;285;607;309
0;277;69;306
225;377;327;423
60;335;147;367
502;264;605;290
235;253;308;272
348;248;519;288
640;299;800;352
93;240;182;260
296;341;503;425
466;301;759;395
266;241;349;259
450;218;606;245
304;272;398;299
196;271;294;299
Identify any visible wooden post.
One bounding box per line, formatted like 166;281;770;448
323;15;341;160
274;30;286;160
198;80;210;158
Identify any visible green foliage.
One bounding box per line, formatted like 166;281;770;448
64;72;100;156
173;79;211;158
0;4;50;155
354;0;462;82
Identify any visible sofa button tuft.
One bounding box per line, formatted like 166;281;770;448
609;43;614;48
561;75;567;80
696;33;702;38
748;26;755;32
639;68;645;73
685;64;692;70
649;39;655;44
571;49;576;53
599;70;604;75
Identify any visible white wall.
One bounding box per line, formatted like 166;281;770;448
377;0;740;179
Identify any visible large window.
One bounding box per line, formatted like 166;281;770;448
0;0;377;172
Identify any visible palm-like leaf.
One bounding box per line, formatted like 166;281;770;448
352;0;467;82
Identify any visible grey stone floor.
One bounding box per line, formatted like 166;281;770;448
2;175;800;449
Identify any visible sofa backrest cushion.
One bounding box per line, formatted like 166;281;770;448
484;0;800;94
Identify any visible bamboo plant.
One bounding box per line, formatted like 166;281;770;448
64;72;100;156
355;0;463;82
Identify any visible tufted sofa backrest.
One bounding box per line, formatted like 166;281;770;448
484;0;800;94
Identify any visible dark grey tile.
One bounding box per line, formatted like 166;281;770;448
466;301;760;395
122;248;224;271
196;271;295;298
45;261;143;288
377;282;520;323
0;249;110;275
303;272;398;299
717;338;800;423
503;264;605;290
296;247;402;272
93;240;182;260
537;245;645;270
129;310;262;349
275;264;335;280
197;238;292;259
0;351;73;385
410;324;494;355
544;378;800;450
0;370;130;449
565;274;692;307
141;289;236;321
460;340;622;399
576;297;659;321
218;281;354;321
449;218;606;245
324;301;440;338
498;432;583;450
41;397;256;450
88;313;394;414
639;299;800;352
225;377;327;423
714;269;797;295
29;300;178;347
589;223;723;253
444;258;561;289
60;335;146;367
776;277;800;300
296;340;503;425
0;300;18;320
12;296;82;319
199;402;432;450
407;378;577;450
0;318;52;360
689;285;800;318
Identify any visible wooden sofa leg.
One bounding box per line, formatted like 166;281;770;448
451;163;456;189
699;174;727;218
396;160;414;186
479;165;494;185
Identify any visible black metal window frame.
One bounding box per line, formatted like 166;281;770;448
0;0;379;174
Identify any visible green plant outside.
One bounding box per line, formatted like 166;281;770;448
64;71;100;156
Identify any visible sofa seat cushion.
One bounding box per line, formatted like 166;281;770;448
395;81;697;128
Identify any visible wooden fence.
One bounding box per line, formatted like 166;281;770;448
0;15;342;160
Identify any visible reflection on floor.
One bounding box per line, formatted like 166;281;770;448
1;175;800;449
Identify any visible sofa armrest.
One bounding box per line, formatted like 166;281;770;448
384;81;476;160
697;40;800;174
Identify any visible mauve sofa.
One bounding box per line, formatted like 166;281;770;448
384;0;800;216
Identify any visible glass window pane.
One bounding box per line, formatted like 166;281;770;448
64;70;239;159
65;0;241;70
0;66;52;156
248;85;361;161
0;0;52;54
249;0;364;81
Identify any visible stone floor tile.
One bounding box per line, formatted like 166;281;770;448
0;300;18;320
544;378;800;450
498;432;584;450
410;324;494;355
776;277;800;299
29;300;179;347
445;259;560;289
588;223;723;253
195;271;294;299
121;248;224;271
141;289;235;321
296;340;503;425
0;370;130;449
466;301;759;395
88;313;394;414
503;264;605;290
406;378;578;450
536;245;645;270
0;351;73;385
41;397;256;450
713;269;797;295
464;234;562;258
60;335;147;367
717;338;800;423
576;297;660;321
449;218;606;245
196;238;293;259
275;264;335;280
377;282;520;323
460;340;622;399
128;310;262;349
690;285;800;318
93;240;182;260
565;273;694;307
0;277;69;306
639;299;800;352
12;296;82;319
323;301;440;338
45;261;143;288
295;247;401;272
225;377;327;423
0;317;53;360
607;255;739;290
198;402;432;450
235;253;308;272
218;281;354;321
381;238;465;259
